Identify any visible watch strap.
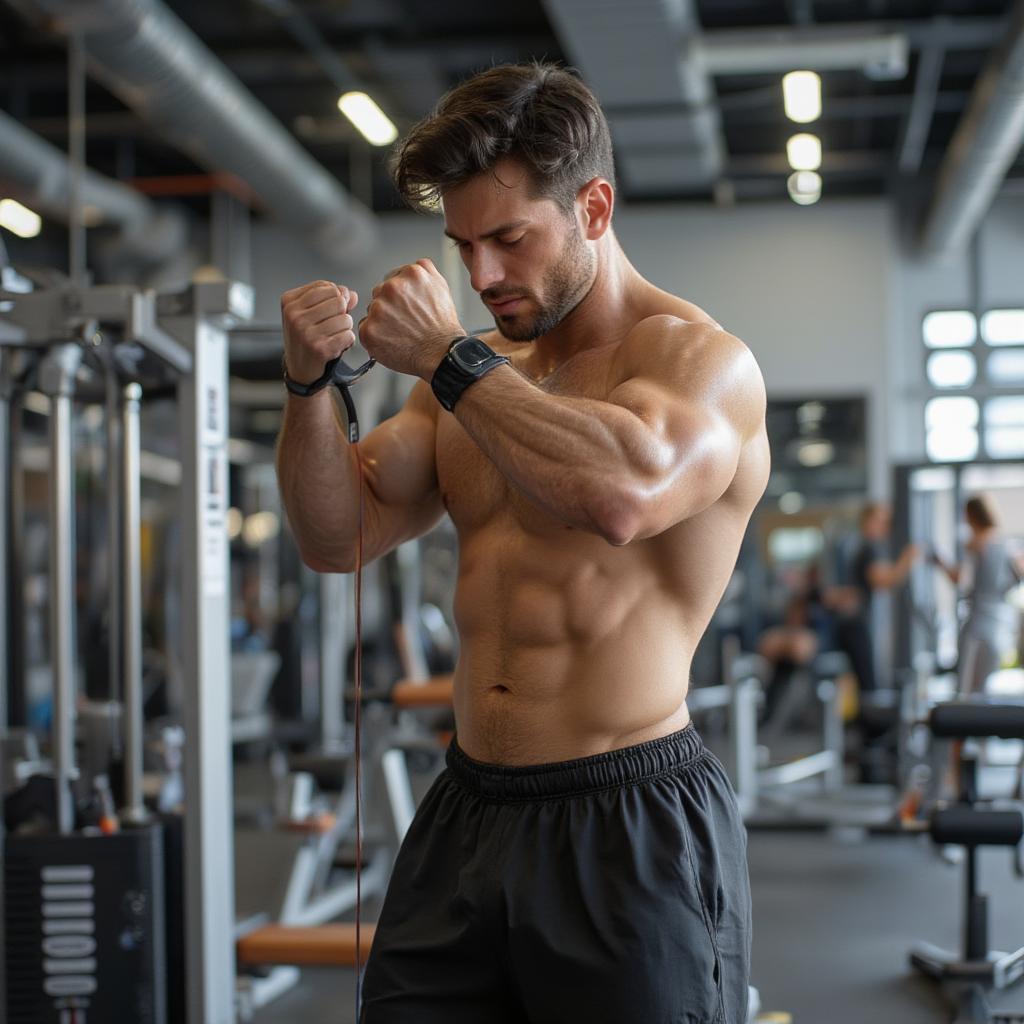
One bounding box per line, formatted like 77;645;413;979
430;336;509;412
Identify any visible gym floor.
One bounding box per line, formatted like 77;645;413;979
236;762;1024;1024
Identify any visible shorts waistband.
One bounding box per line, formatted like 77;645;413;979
445;724;705;801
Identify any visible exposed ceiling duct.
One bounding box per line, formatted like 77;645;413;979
0;107;186;273
9;0;377;266
539;1;917;199
700;24;908;79
919;0;1024;259
540;0;725;198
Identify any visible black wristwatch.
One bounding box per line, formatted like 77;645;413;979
430;336;509;412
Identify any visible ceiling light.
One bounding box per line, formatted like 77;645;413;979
337;92;398;147
782;71;821;123
779;491;806;514
786;133;822;171
0;198;42;238
787;170;822;206
796;439;834;467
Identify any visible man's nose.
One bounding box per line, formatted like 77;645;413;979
469;248;504;294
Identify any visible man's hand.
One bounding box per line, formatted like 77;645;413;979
281;280;359;385
360;259;465;379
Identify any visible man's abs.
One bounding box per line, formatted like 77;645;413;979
447;518;725;766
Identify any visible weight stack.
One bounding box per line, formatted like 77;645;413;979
4;823;167;1024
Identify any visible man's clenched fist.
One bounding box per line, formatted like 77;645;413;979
359;259;464;380
280;280;359;386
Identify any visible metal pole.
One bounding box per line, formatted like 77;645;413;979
106;360;122;704
7;390;26;727
0;349;10;730
40;343;83;835
121;382;147;823
68;30;87;287
167;299;235;1024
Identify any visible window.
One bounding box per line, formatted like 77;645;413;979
987;349;1024;385
981;309;1024;347
925;396;979;462
923;308;1024;461
927;350;976;388
984;397;1024;458
923;310;976;349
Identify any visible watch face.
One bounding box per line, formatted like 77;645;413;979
452;337;494;370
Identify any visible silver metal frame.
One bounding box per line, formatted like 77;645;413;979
121;382;147;824
37;343;83;836
162;285;242;1024
0;279;249;1024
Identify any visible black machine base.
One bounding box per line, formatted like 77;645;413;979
4;824;168;1024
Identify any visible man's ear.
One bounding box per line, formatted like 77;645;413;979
578;178;614;239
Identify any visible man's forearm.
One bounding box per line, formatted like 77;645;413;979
442;363;663;542
276;391;362;570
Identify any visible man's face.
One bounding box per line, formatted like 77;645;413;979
442;160;597;342
865;506;891;539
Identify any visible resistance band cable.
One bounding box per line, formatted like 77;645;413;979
332;355;374;1022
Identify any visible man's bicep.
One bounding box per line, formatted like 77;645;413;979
359;381;446;548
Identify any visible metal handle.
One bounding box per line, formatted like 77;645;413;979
328;354;375;387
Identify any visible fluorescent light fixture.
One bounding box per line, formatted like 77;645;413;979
0;198;42;238
338;92;398;146
786;133;822;171
796;439;833;467
242;510;281;548
779;491;806;514
782;71;821;123
787;170;821;205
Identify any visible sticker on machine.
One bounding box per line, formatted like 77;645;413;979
202;448;228;597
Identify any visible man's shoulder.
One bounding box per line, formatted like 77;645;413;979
617;312;759;388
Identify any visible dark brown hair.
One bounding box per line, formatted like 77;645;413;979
391;62;616;214
965;495;998;530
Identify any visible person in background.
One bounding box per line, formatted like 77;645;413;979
834;501;921;698
757;564;830;724
931;494;1022;696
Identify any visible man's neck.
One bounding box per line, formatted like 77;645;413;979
531;235;646;369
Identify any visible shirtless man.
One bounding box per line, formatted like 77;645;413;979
277;63;769;1024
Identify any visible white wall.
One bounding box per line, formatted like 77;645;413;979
250;190;1024;498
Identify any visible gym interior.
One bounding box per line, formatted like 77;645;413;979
3;1;1024;1022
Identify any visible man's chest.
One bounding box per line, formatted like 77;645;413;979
434;350;616;531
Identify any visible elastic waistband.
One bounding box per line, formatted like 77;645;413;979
445;724;705;802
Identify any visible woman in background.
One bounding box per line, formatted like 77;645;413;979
932;495;1022;696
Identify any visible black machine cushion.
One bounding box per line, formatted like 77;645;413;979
929;702;1024;740
930;807;1024;848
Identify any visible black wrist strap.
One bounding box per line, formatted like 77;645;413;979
282;356;335;397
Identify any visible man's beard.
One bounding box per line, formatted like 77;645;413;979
487;224;595;342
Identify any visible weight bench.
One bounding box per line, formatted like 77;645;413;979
237;922;376;967
910;702;1024;1024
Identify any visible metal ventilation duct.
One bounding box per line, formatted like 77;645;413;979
13;0;377;265
0;108;186;271
919;0;1024;258
540;0;725;197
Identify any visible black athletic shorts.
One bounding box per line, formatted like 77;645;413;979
360;724;752;1024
